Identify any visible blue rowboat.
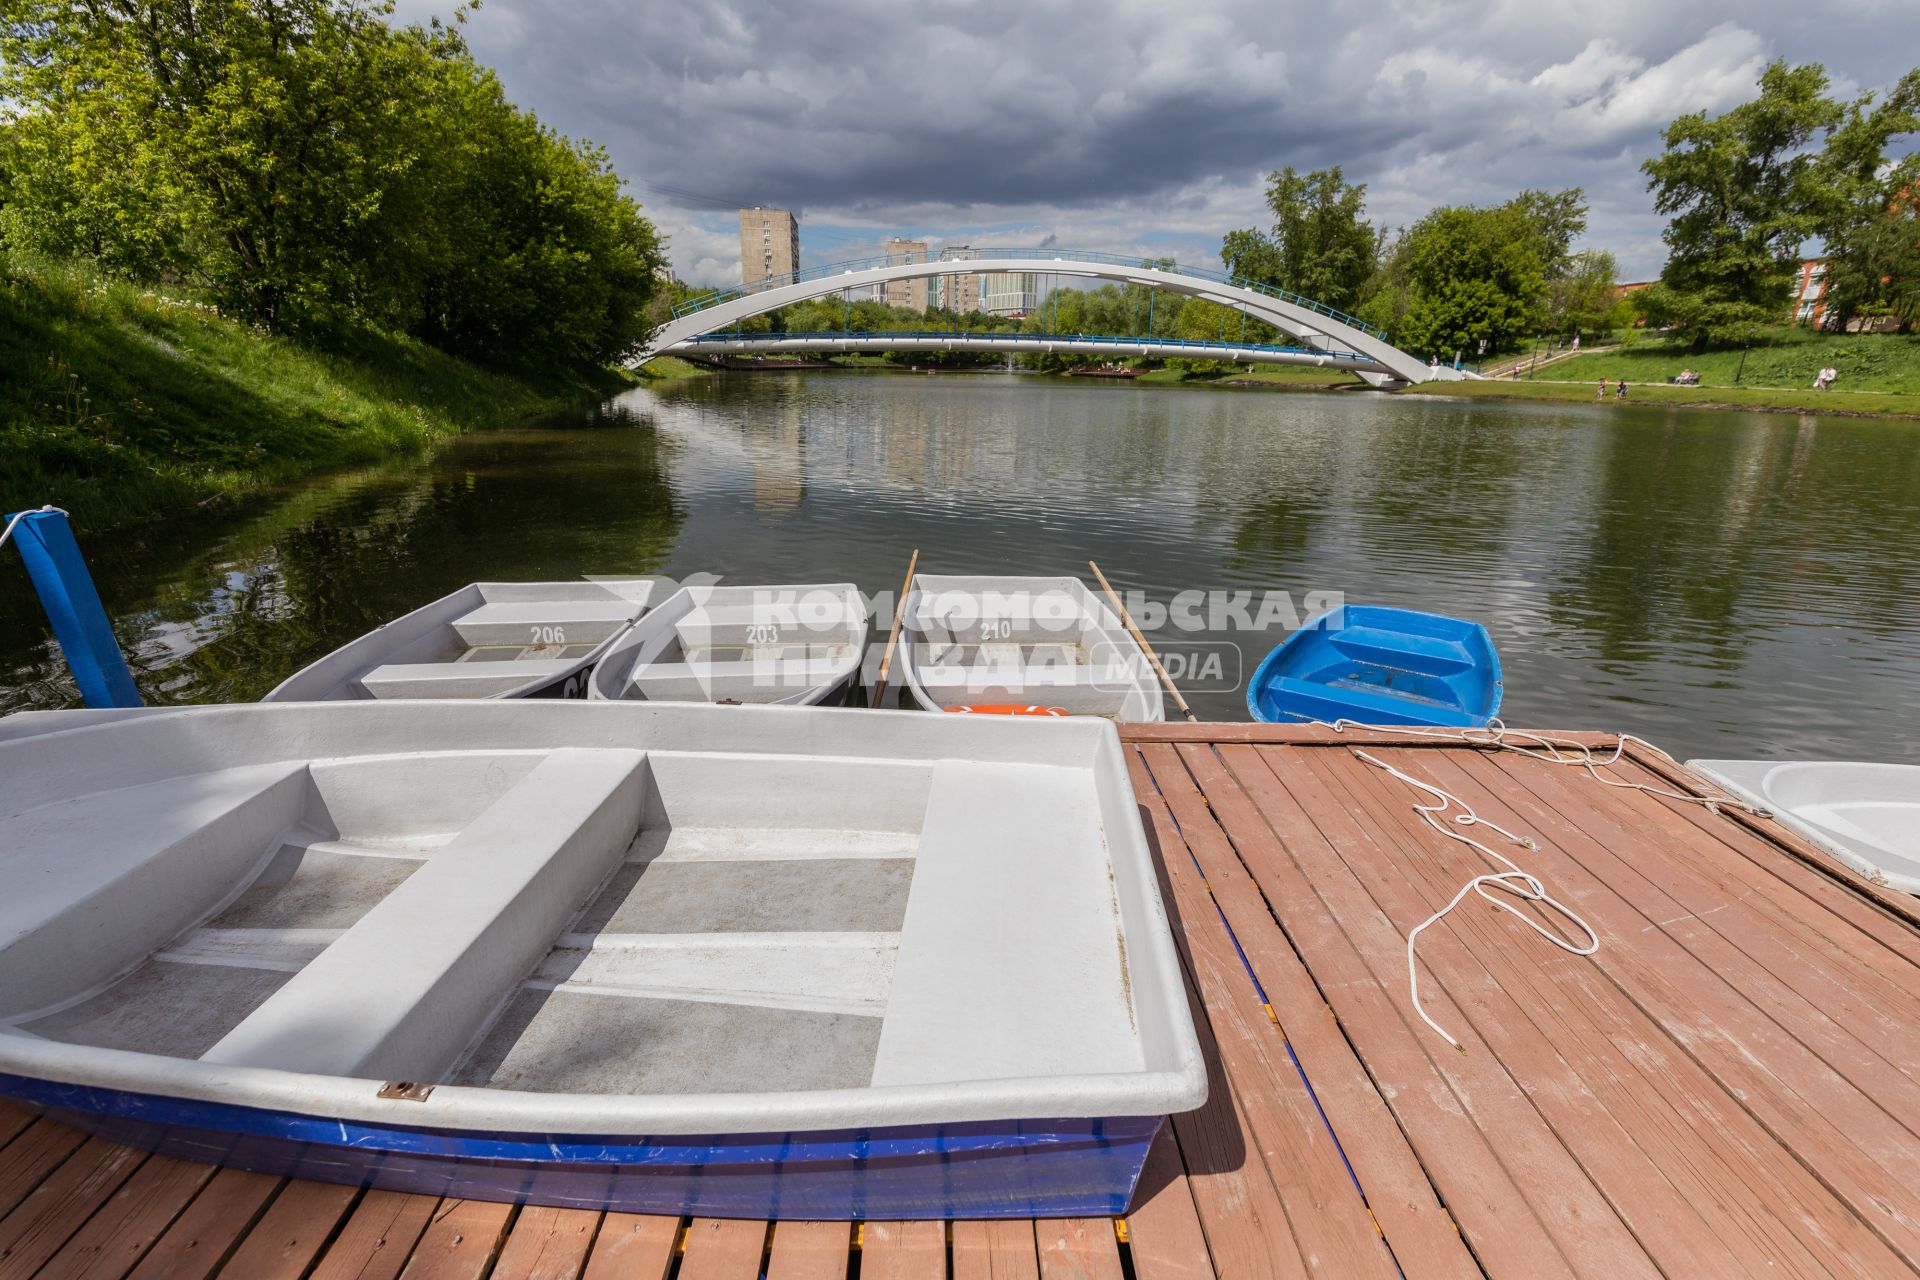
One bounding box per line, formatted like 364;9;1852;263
1247;605;1502;727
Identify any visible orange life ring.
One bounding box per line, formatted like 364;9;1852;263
946;704;1072;717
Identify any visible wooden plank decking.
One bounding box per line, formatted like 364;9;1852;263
5;724;1920;1278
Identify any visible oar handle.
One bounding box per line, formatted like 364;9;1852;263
871;549;919;707
1088;560;1198;722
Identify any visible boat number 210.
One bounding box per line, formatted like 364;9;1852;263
530;626;566;644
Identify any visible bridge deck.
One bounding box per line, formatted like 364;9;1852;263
3;725;1919;1278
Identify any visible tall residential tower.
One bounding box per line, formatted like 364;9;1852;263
739;207;799;290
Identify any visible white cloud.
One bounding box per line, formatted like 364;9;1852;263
392;0;1920;285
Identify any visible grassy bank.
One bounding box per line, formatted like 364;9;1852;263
1418;377;1920;418
1159;365;1367;390
1531;328;1920;395
637;355;716;379
2;256;631;531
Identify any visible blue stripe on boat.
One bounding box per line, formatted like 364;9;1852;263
0;1072;1160;1220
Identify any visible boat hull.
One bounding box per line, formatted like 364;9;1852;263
1247;604;1503;727
2;1073;1160;1219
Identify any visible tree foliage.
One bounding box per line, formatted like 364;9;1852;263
1353;189;1586;359
1222;166;1378;311
1641;60;1844;346
0;0;661;367
1815;71;1920;331
1546;249;1628;339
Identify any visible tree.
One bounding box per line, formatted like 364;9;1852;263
1394;204;1546;360
0;0;662;367
1221;166;1378;311
1546;249;1627;339
1843;182;1920;331
1814;71;1920;330
1641;59;1844;347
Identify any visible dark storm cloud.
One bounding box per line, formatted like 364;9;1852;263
396;0;1920;284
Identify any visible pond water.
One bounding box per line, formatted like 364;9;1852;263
4;370;1918;762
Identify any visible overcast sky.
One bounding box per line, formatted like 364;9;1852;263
394;0;1920;287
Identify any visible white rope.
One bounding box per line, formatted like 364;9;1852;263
1326;717;1771;818
0;505;67;554
1353;747;1600;1051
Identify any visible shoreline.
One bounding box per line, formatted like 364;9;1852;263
640;355;1920;420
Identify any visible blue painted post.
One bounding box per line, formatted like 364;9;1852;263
6;508;143;708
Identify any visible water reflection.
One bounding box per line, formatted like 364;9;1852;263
3;370;1918;761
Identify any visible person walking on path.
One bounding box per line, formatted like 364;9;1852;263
1597;378;1608;401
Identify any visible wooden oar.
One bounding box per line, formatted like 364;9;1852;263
1088;559;1198;722
870;549;919;707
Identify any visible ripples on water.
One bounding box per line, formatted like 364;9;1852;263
3;370;1917;761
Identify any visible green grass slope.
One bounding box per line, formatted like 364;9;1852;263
2;255;628;531
1540;327;1920;395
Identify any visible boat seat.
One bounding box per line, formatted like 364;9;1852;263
1325;626;1475;677
201;748;647;1080
631;657;850;702
1257;675;1483;727
451;601;637;647
356;659;579;699
872;760;1141;1085
0;763;313;1017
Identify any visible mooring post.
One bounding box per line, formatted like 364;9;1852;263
5;508;143;708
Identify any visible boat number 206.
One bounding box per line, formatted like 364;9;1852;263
530;626;566;644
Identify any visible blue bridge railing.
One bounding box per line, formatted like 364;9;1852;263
682;329;1378;364
670;248;1388;341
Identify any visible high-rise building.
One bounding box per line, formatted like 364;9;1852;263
739;207;799;290
936;245;982;314
883;238;930;311
982;271;1039;316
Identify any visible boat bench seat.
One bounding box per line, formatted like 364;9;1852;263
451;601;637;647
632;658;849;701
201;748;648;1080
0;763;313;1017
1259;675;1482;727
356;659;579;699
1325;626;1475;676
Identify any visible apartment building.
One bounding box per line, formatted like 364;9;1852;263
739;207;799;290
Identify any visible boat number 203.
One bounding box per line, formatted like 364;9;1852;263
530;626;567;644
746;624;782;644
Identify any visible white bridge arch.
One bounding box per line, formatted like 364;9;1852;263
636;250;1465;387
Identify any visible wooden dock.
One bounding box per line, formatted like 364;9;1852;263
5;723;1920;1278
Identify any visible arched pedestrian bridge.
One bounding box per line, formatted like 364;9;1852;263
680;330;1384;372
635;249;1468;387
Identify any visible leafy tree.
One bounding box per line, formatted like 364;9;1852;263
1394;204;1546;360
1840;182;1920;331
1546;249;1627;339
1507;188;1588;280
1221;166;1378;310
1641;60;1844;347
0;0;661;367
1814;71;1920;330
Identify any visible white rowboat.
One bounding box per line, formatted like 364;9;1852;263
897;574;1166;722
265;580;659;701
1690;758;1920;894
0;701;1204;1218
587;582;868;706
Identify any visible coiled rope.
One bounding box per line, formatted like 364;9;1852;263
1328;718;1768;1050
1352;747;1598;1051
1328;717;1771;819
